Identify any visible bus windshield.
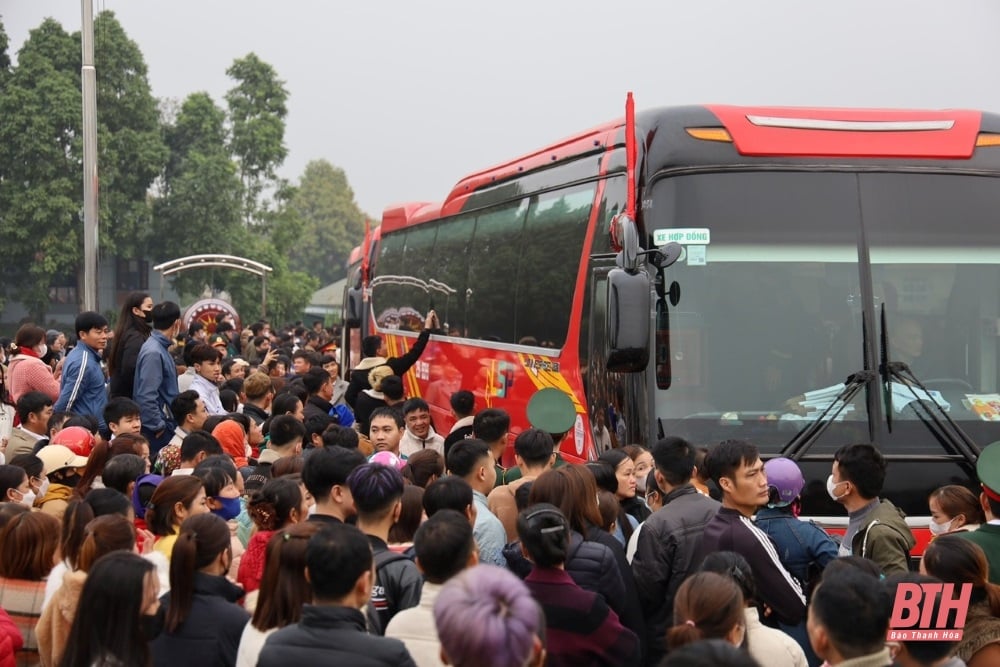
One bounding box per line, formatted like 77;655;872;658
649;170;1000;515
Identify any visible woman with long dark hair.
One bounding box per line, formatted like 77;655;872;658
235;522;322;667
38;514;137;666
598;448;651;524
151;513;250;667
58;551;159;667
921;535;1000;666
107;292;153;399
529;466;646;660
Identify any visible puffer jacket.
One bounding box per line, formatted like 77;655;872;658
631;484;720;665
0;607;23;667
850;498;916;575
151;572;250;667
258;605;415;667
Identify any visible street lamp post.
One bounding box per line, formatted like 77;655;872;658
81;0;99;312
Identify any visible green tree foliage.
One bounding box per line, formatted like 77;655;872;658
151;91;244;297
225;53;288;226
92;11;167;258
0;19;82;318
0;18;12;82
288;160;367;285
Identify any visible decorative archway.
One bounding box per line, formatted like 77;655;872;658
153;254;273;316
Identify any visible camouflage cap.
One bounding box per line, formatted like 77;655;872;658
978;441;1000;501
526;388;576;435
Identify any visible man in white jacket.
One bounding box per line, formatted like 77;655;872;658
385;510;477;666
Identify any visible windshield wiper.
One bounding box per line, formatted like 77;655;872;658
781;370;876;460
884;361;981;464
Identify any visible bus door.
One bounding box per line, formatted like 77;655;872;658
587;263;649;453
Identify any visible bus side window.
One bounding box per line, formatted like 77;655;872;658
517;185;595;348
465;200;530;342
373;232;408;328
432;214;475;337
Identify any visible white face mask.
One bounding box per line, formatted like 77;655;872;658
16;489;36;508
36;344;48;358
929;518;954;536
826;474;847;501
37;477;50;498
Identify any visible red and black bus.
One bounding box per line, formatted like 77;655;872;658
345;104;1000;548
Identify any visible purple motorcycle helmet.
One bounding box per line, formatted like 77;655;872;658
764;457;805;507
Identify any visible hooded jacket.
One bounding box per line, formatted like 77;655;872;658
849;498;916;575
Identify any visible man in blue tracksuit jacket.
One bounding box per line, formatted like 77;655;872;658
133;302;182;454
54;311;110;433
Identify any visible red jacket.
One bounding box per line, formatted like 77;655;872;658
0;606;25;667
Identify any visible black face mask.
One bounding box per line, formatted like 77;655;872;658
140;612;163;641
143;311;154;325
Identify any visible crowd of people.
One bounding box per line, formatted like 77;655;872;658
0;295;998;667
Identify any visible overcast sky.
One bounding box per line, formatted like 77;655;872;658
5;0;1000;217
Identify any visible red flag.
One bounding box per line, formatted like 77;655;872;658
625;91;636;220
360;218;372;287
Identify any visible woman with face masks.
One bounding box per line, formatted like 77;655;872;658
107;291;154;400
6;324;61;402
928;484;985;536
192;464;245;580
0;464;36;510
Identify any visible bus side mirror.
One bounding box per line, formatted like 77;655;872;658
347;286;363;322
606;266;650;372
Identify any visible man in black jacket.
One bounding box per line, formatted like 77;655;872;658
345;310;437;408
701;439;807;626
348;461;423;632
631;436;720;665
257;522;417;667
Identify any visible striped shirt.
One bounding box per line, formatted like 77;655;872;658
0;576;47;665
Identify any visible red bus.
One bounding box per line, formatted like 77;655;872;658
345;104;1000;546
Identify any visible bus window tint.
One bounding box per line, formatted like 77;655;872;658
517;185;595;347
374;232;408;328
465;199;530;342
432;214;474;336
398;224;438;328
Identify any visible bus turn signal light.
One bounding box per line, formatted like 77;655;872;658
686;127;733;142
976;133;1000;147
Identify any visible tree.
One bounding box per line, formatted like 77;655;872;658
288;160;368;285
0;19;82;319
92;11;167;259
224;53;288;226
151;92;244;297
